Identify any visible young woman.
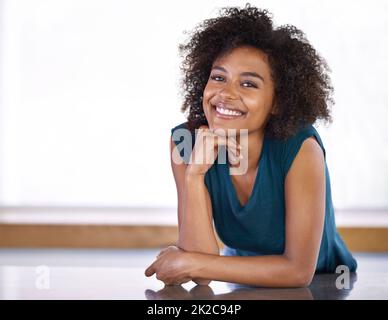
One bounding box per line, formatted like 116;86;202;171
145;4;357;288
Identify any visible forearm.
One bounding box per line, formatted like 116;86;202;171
177;173;219;255
190;253;313;288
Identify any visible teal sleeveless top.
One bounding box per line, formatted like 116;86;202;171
171;122;357;273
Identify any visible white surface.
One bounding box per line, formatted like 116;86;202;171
0;0;387;208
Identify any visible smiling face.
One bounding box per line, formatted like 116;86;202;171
203;46;275;133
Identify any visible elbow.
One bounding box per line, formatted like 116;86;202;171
291;276;312;288
289;269;314;288
282;255;315;288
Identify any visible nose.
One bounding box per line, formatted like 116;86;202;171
219;82;239;100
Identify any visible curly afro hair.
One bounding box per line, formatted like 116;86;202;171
178;3;333;139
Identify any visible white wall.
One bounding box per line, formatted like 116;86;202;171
0;0;387;209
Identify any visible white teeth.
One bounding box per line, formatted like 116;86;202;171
216;106;242;116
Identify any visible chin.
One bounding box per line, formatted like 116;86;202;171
211;123;243;134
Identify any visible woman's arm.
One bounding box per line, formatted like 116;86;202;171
169;127;241;284
189;137;326;287
170;137;219;255
147;137;325;287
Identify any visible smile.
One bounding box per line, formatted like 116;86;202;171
212;104;245;119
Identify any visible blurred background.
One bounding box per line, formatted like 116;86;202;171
0;0;387;248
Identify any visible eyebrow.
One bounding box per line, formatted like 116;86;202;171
211;66;265;83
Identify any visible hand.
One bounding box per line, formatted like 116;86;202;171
186;125;242;176
145;246;196;286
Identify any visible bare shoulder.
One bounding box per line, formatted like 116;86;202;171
286;136;325;182
299;137;325;159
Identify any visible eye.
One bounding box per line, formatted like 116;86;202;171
241;81;258;88
210;75;225;82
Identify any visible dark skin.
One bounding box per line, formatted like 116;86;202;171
179;6;333;140
145;46;326;287
202;46;276;205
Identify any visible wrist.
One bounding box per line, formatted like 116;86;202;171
185;169;206;181
187;252;204;279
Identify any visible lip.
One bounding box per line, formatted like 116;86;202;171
211;102;246;120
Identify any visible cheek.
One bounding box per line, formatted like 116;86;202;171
202;82;214;102
244;97;273;123
245;96;264;113
246;91;274;113
202;83;215;114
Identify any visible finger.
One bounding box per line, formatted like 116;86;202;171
211;128;227;137
218;136;239;157
212;136;239;163
225;137;243;159
215;134;239;151
145;263;156;277
211;128;241;148
228;151;240;165
228;146;243;161
226;136;241;151
226;141;239;156
212;135;229;148
197;126;210;136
